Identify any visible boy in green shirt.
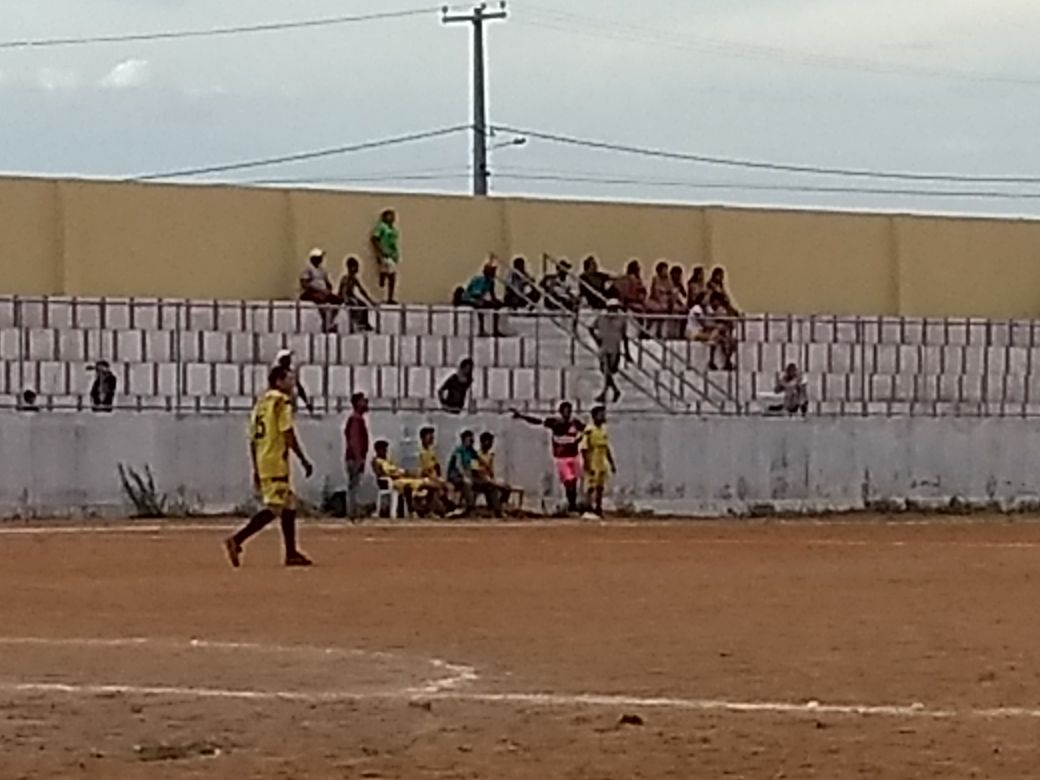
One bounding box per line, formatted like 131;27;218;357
370;209;400;304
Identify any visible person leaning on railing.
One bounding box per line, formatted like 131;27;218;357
337;255;375;333
541;260;580;313
458;261;507;337
503;256;541;310
298;248;342;334
705;291;738;372
613;260;648;316
579;256;614;310
646;261;682;339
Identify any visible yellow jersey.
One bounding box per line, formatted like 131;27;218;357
372;456;405;480
477;450;495;479
249;389;294;480
581;424;611;473
419;447;441;479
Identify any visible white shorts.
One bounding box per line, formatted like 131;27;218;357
380;256;399;274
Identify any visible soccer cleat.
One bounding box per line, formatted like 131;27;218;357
224;538;242;569
581;512;601;521
285;552;314;567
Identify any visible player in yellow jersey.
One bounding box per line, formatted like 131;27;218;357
580;405;616;520
224;365;315;568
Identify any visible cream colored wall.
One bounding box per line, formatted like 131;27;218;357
0;177;62;295
3;175;1040;317
894;216;1040;318
707;207;898;315
59;180;292;299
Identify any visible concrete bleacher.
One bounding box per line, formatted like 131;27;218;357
0;297;1037;416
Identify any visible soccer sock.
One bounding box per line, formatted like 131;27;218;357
565;481;578;512
280;509;298;557
233;509;276;546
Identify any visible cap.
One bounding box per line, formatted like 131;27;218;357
606;297;622;309
558;260;572;271
275;348;293;363
309;247;325;259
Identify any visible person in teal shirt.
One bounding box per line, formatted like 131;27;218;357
370;209;400;304
447;430;502;518
460;262;505;337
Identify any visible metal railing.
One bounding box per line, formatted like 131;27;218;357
1;294;1039;417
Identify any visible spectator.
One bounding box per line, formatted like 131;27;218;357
706;291;737;371
299;248;342;333
613;260;647;315
687;265;707;309
461;262;506;337
541;260;579;312
579;255;613;309
439;358;474;414
371;209;401;304
372;440;429;517
447;430;502;518
708;266;739;313
592;298;631;404
274;349;313;413
646;261;681;338
669;265;688;337
477;432;513;510
417;426;451;517
503;256;540;310
338;256;375;333
89;360;117;412
17;387;39;412
772;363;809;416
344;392;370;522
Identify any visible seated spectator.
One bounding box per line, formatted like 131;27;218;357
372;440;432;517
417;426;451;516
338;256;375;333
89;360;117;412
503;256;540;310
461;261;506;337
541;260;579;312
438;358;474;414
772;363;809;416
299;248;342;333
613;260;647;315
646;261;682;339
18;387;39;412
371;209;401;305
708;265;740;313
687;265;707;309
579;255;614;309
705;291;737;371
447;430;502;518
477;432;513;509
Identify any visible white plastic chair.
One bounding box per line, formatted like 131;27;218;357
375;478;400;519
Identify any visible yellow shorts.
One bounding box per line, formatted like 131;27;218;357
260;477;295;511
586;469;609;490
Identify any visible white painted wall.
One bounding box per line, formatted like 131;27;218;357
2;411;1039;518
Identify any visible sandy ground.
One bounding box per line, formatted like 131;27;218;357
2;517;1040;778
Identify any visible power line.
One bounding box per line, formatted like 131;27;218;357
516;4;1040;88
490;168;1040;200
0;6;438;50
132;125;470;181
493;124;1040;185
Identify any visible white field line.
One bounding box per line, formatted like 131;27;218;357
1;523;1039;549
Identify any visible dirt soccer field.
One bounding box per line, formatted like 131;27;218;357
3;517;1040;779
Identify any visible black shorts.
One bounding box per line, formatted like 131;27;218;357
600;353;621;376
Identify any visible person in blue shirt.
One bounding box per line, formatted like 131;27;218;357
460;261;506;338
447;430;503;518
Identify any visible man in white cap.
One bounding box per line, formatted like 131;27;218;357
273;349;314;413
298;247;342;333
591;297;631;403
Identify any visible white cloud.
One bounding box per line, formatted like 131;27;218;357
101;58;151;90
37;67;80;92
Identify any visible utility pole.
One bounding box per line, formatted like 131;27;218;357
442;2;507;197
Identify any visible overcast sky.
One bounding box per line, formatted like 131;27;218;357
3;0;1040;216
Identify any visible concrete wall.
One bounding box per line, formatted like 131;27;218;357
5;174;1040;317
3;411;1039;518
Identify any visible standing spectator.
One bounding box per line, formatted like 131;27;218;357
338;256;376;333
462;262;506;337
772;363;809;415
503;256;540;310
274;349;313;413
89;360;117;412
299;248;342;333
438;358;474;414
370;209;401;305
613;260;647;316
541;260;579;312
592;298;631;404
511;402;585;515
579;255;613;309
669;265;688;337
646;261;681;338
344;392;370;522
447;430;502;518
708;266;739;312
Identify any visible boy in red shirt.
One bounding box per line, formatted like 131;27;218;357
512;401;585;514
